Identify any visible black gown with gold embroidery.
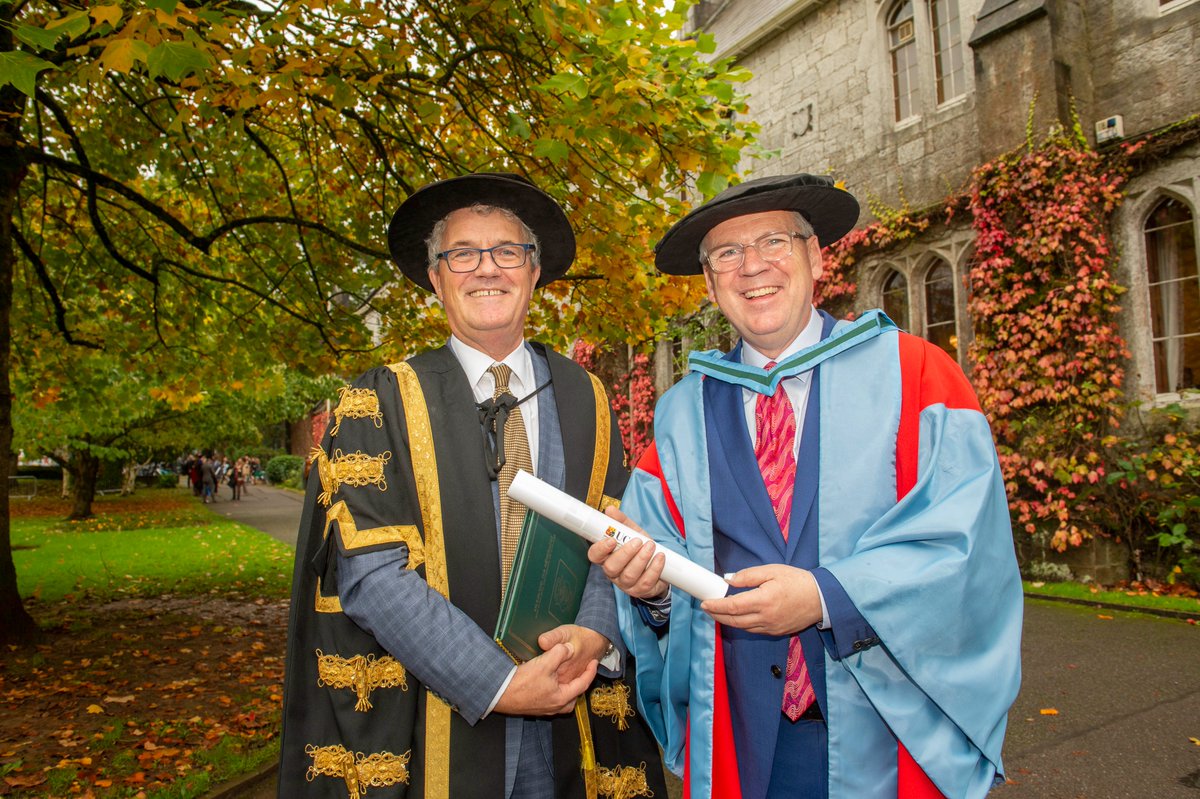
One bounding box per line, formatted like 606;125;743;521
277;344;667;799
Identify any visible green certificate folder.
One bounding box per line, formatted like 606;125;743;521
494;509;590;663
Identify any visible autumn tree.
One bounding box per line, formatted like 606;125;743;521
0;0;754;643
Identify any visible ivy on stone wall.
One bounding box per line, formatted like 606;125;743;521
790;126;1199;582
967;127;1132;551
816;213;927;312
576;123;1200;584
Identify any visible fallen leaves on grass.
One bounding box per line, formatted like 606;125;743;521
10;494;197;520
0;594;288;798
1094;578;1199;600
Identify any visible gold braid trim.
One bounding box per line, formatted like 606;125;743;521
330;385;384;437
326;500;424;558
314;503;425;614
597;763;654;799
315;650;408;712
387;361;450;799
310;447;392;507
586;372;611;509
314;581;342;614
589;681;635;731
601;495;621;512
575;697;598;799
305;744;411;798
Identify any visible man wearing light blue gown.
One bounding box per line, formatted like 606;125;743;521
590;174;1023;799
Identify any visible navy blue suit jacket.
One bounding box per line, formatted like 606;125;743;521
704;313;876;798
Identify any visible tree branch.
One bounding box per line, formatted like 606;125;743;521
12;228;102;349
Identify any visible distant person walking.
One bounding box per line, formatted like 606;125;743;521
238;457;252;495
201;456;217;503
229;459;243;501
188;456;202;497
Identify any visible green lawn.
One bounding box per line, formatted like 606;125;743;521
12;494;292;602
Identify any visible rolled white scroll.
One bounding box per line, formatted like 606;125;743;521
507;469;729;600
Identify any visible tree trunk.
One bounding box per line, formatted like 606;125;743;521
653;339;674;400
0;19;39;645
68;449;99;520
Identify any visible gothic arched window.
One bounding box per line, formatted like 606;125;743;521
1145;197;1200;394
882;269;910;331
885;0;967;123
888;1;918;121
924;260;958;358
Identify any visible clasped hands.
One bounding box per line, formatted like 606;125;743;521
493;623;608;717
588;506;823;637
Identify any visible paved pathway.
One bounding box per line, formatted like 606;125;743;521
995;599;1200;798
209;489;1200;798
205;483;304;548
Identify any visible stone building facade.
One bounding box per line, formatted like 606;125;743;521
691;0;1199;395
683;0;1200;580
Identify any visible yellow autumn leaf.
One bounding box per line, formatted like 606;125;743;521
1190;737;1200;746
1097;614;1113;620
98;39;149;74
1039;708;1059;715
86;704;104;714
90;5;123;28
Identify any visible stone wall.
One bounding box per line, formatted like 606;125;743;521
1085;0;1200;142
685;0;1200;582
702;0;989;216
700;0;1200;217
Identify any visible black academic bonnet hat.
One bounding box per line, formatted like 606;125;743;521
387;172;576;292
653;173;860;276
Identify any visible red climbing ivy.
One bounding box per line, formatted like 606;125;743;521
799;128;1199;582
966;128;1132;552
817;208;932;316
572;341;655;468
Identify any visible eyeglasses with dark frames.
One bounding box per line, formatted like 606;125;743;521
437;243;536;273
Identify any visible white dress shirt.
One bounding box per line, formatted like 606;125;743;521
737;308;830;627
738;308;822;456
448;335;540;473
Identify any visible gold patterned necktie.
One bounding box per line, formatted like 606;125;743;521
489;363;533;593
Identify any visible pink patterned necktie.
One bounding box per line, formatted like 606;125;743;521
754;363;816;722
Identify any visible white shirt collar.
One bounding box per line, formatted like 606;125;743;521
740;307;823;378
448;335;535;400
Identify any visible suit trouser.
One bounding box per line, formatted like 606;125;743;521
766;712;828;799
509;716;555;799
